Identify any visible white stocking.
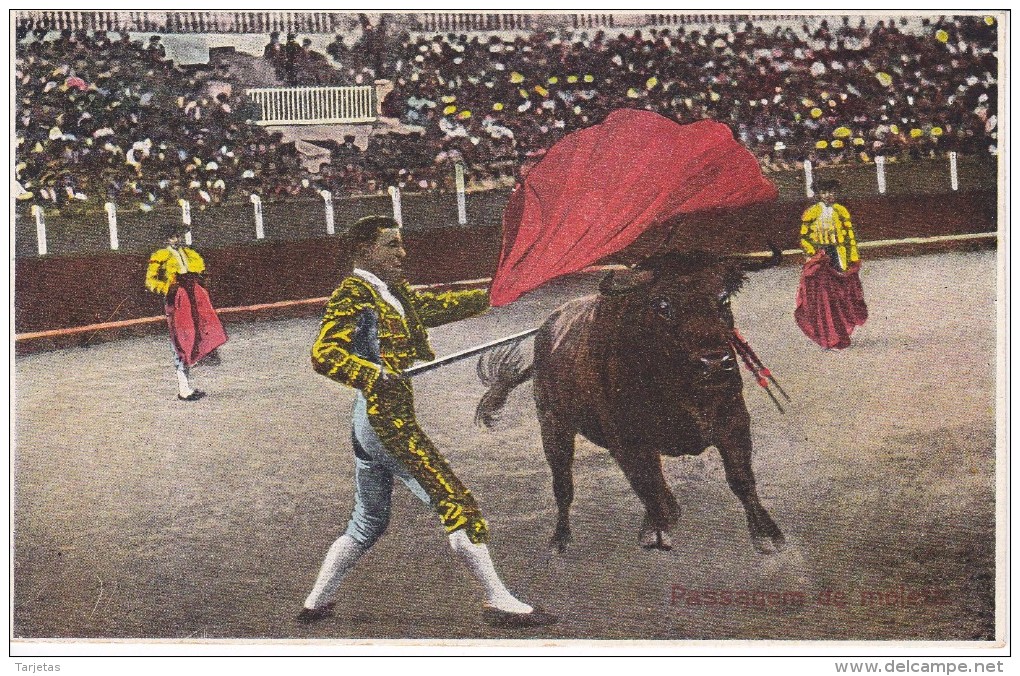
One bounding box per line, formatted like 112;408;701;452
176;367;192;397
448;530;532;613
303;534;368;610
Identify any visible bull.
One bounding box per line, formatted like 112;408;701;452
475;247;786;554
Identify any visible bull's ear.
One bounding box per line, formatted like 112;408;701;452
599;268;657;296
722;265;748;295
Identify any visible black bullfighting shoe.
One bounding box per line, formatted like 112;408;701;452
296;602;336;624
178;390;206;402
482;605;559;629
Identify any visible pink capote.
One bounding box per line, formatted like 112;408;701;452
489;109;778;306
167;274;228;367
794;253;869;350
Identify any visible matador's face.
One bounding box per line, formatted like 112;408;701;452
361;228;407;285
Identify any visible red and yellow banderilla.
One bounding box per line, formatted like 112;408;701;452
729;329;791;413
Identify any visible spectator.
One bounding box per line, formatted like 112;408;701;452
15;15;999;203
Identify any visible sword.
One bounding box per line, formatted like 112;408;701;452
403;327;539;378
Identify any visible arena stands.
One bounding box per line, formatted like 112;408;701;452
14;29;314;211
380;15;998;174
14;14;999;211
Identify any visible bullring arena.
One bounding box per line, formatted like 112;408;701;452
12;11;1004;644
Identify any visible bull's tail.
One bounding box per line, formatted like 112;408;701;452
475;339;534;427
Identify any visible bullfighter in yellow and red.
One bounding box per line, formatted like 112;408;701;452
145;222;227;400
795;179;869;349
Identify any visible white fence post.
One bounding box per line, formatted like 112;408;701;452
455;163;467;225
179;199;193;244
803;160;814;198
250;194;265;239
32;205;47;256
388;186;403;227
875;156;887;194
320;189;335;235
105;201;119;250
949;152;959;191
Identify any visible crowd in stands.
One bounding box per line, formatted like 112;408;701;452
263;31;345;86
15;15;999;212
14;28;311;211
380;15;998;174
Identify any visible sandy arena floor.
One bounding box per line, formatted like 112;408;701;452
13;250;999;642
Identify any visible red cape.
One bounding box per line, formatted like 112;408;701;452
167;275;227;367
794;254;868;350
489;109;778;306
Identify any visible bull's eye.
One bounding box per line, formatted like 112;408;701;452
718;292;732;307
650;296;673;319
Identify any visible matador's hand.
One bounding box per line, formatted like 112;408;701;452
368;370;410;400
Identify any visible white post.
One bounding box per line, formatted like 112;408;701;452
803;160;814;198
455;163;467;225
250;193;265;239
32;205;47;256
320;189;335;235
875;156;887;194
180;199;192;225
105;201;119;250
949;152;959;191
388;186;403;227
179;199;193;245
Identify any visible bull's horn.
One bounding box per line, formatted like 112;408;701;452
759;243;784;268
729;244;784;271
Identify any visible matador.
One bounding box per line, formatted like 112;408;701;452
298;215;556;629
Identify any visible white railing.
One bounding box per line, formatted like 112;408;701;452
412;13;535;32
247;86;376;126
645;13;797;26
15;10;357;34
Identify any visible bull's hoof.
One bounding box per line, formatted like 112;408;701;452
638;529;673;551
752;534;787;555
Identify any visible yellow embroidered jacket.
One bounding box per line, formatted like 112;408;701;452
800;202;860;270
312;276;489;392
145;246;206;295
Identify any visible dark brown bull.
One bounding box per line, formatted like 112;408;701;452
476;248;786;554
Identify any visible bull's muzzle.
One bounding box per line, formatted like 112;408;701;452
697;349;738;381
